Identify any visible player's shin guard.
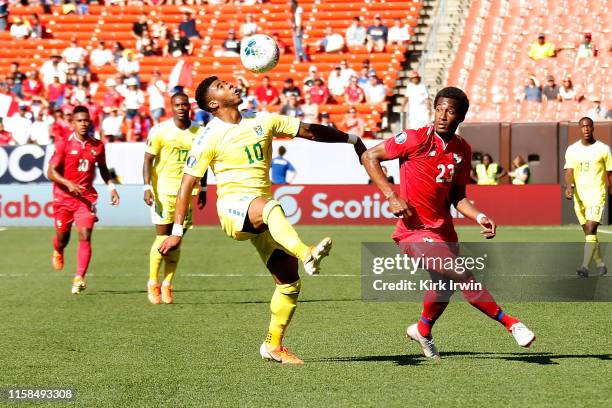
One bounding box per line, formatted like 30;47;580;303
262;200;309;261
265;279;302;347
76;240;92;278
417;290;450;337
163;247;181;285
583;235;602;267
149;235;167;284
460;276;518;331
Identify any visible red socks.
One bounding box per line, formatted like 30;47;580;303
76;240;92;278
53;235;62;252
417;290;449;337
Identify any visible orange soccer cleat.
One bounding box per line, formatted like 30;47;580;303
259;343;304;365
147;282;161;304
52;250;64;271
161;284;173;304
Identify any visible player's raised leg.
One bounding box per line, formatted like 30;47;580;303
247;197;332;275
72;227;92;294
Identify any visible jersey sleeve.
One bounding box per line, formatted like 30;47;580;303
267;113;301;138
49;138;66;168
183;131;216;178
287;161;296;172
563;146;574;169
145;125;162;156
384;129;422;160
455;144;472;185
604;147;612;172
96;142;107;167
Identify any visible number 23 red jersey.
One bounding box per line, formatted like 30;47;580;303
384;125;472;237
49;133;106;202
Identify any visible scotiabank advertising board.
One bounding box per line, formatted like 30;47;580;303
192;184;562;226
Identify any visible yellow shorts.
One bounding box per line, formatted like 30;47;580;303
217;194;287;263
573;195;605;225
151;194;193;227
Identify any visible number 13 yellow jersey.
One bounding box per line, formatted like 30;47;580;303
184;112;300;199
564;140;612;198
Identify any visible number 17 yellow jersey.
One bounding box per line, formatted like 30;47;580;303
183;112;300;199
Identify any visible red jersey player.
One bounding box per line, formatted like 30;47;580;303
363;87;535;359
47;105;120;294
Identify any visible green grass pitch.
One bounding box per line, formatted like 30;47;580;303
1;226;611;407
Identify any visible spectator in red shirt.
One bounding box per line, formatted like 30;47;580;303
0;120;15;145
22;71;44;99
272;32;290;55
340;106;365;137
84;95;102;131
344;75;365;105
308;78;330;105
101;78;123;114
254;75;280;109
50;109;72;141
47;76;67;111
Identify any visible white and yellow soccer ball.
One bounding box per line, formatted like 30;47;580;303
240;34;280;74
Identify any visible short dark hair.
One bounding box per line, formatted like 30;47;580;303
434;87;470;117
171;91;189;102
195;76;218;112
278;146;286;156
579;117;594;125
73;105;90;116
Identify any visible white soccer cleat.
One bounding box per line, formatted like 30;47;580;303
405;323;440;359
303;237;332;276
510;322;536;347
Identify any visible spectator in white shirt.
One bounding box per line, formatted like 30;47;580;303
120;77;144;142
240;14;258;37
90;41;115;68
400;70;431;129
345;16;367;47
300;93;319;124
29;111;52;145
147;70;167;124
62;39;87;64
338;59;357;89
328;66;346;98
364;74;387;104
117;50;140;79
5;107;32;145
387;17;411;46
585;97;608;122
101;107;124;142
10;17;31;40
40;55;68;86
320;27;345;53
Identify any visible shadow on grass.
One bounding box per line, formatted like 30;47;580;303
310;352;612;366
85;288;262;296
176;298;362;305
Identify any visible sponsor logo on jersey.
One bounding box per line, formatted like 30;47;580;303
429;150;436;157
394;131;407;144
453;153;462;164
254;125;263;137
186;155;197;168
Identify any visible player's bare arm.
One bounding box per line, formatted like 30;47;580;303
143;152;156;206
197;170;208;210
362;142;411;218
451;184;496;239
47;162;85;196
97;158;120;206
158;173;200;255
564;168;575;200
296;122;366;161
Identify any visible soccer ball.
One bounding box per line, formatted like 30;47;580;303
240;34;280;74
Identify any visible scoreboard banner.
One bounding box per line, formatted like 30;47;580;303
192;184;562;226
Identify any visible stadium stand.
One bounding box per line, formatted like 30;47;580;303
0;1;422;143
447;0;610;122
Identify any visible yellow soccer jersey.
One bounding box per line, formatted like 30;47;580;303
146;119;202;196
564;140;612;197
184;112;300;199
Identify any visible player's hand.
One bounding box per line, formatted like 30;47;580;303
478;216;496;239
158;235;182;255
144;190;155;206
565;186;573;200
354;139;367;164
387;192;412;218
110;190;120;206
65;181;85;196
197;190;207;209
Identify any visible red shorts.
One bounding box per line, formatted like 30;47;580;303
53;195;98;232
394;229;459;276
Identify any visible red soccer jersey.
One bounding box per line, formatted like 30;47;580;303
49;133;106;203
384;125;472;239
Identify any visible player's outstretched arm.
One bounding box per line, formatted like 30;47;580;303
362;142;411;218
158;174;200;255
143;152;156;206
564;168;575;200
98;159;120;206
296;122;366;162
451;185;496;239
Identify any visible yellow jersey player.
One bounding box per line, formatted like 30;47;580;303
564;117;612;277
159;76;366;364
143;92;207;304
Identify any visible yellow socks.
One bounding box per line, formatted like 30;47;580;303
149;235;167;284
163;247;181;286
584;234;605;267
262;201;309;262
265;280;302;347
